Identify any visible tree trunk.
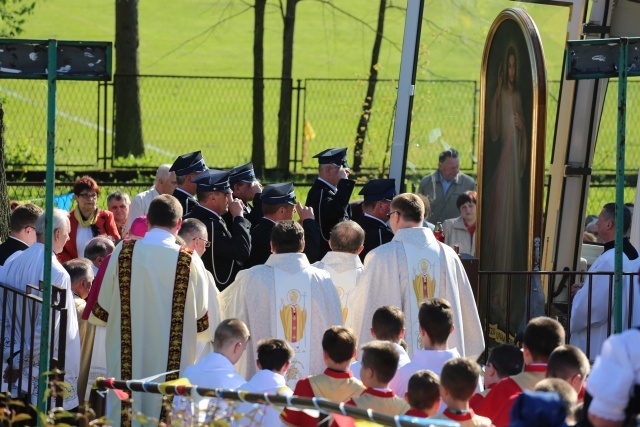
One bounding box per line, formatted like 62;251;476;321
252;0;267;173
114;0;144;158
352;0;387;173
276;0;298;172
0;105;12;242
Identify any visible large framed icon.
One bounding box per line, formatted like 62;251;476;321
477;8;547;343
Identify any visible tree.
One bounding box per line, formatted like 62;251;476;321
0;0;36;38
352;0;387;173
0;105;12;241
252;0;267;173
114;0;145;158
275;0;300;172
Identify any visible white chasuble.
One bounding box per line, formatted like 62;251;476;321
274;267;312;389
313;252;363;329
350;227;484;359
403;240;441;352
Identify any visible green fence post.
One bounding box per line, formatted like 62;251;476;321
614;37;628;334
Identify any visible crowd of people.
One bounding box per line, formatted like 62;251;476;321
0;146;638;427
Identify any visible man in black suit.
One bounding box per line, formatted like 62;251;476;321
183;169;251;291
356;178;396;261
0;203;42;265
227;162;263;228
305;148;355;258
246;183;319;268
169;151;208;216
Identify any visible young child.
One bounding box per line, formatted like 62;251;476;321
236;339;294;426
173;319;249;420
404;370;441;418
535;378;578;425
343;341;409;415
478;316;565;427
546;344;590;400
281;326;365;426
390;298;460;399
470;344;523;411
428;358;492;426
352;306;410;380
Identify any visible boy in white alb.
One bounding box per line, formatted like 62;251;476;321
390;298;460;400
173;319;249;421
236;339;294;426
352;306;410;380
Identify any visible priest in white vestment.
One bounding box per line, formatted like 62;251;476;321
89;195;211;427
219;220;343;387
312;220;365;330
350;193;484;359
0;209;81;410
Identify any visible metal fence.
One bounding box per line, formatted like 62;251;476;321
1;76;639;175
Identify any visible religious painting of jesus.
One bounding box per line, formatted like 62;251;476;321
477;8;547;344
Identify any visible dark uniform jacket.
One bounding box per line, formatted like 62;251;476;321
223;193;263;230
173;187;199;216
0;237;29;266
357;213;394;262
245;217;321;268
184;204;251;291
305;178;355;258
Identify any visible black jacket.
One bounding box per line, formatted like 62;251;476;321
0;237;29;266
357;214;394;262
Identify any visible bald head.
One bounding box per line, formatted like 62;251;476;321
84;236;115;267
329;220;365;254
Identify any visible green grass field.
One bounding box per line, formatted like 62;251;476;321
2;0;637;215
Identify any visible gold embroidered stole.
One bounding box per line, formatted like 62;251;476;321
117;240;194;427
308;374;365;402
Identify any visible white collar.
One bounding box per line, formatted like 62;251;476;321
262;217;277;224
199;204;221;219
141;228;179;248
175;187;195;198
318;177;338;192
363;212;388;226
8;235;29;246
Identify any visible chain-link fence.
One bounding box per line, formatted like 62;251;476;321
1;76;639;175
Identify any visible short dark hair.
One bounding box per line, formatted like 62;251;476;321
322;326;357;364
407;370;440;410
534;378;578;418
147;195;183;228
438;148;459;164
262;202;290;216
329;221;365;253
419;298;454;346
257;339;294;372
390;193;425;223
9;203;43;233
73;175;100;196
372;306;405;341
456;191;477;211
360;341;399;384
84;236;115;262
440;358;481;401
546;345;590;380
62;258;94;285
196;190;213;203
602;202;632;233
487;344;524;378
271;220;304;253
213;319;250;351
523;317;565;362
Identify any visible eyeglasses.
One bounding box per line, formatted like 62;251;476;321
194;236;211;248
386;210;399;219
78;193;98;200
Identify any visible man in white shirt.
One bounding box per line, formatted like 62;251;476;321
124;163;177;233
0;209;80;410
174;319;248;422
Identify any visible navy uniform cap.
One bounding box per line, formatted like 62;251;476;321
358;178;396;202
169;151;207;176
192;169;231;193
229;162;257;185
313;147;349;168
261;182;296;205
